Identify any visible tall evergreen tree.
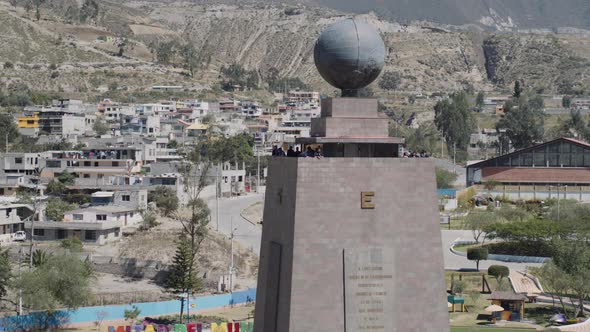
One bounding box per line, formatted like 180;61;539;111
166;237;203;321
513;80;523;98
497;95;545;149
434;92;476;152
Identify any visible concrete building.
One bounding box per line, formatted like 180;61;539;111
466;137;590;201
28;205;139;245
17;113;40;137
287;90;320;105
0;203;33;242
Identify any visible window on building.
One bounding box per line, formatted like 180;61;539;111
57;229;67;239
130;212;134;217
112;161;119;167
33;229;45;236
85;230;97;241
549;154;560;167
122;195;130;201
534;152;546;167
15;158;22;164
96;214;107;221
238;176;243;182
522;153;533;167
73;214;83;221
84;161;91;167
115;228;120;237
94;162;99;167
83;174;90;178
47;160;61;168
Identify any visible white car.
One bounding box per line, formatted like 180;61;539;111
13;231;26;242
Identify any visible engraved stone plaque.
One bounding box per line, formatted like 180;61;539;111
344;247;396;332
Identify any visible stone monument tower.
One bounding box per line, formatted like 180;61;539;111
254;18;449;332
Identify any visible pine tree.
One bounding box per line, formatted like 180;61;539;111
166;237;202;321
513;80;523;98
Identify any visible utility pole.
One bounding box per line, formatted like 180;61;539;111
216;163;220;232
229;217;235;293
256;146;261;194
5;133;8;153
186;290;190;324
453;143;457;174
18;247;22;316
557;186;560;222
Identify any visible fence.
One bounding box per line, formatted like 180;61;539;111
0;288;256;331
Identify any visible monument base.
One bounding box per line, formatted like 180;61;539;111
254;157;449;332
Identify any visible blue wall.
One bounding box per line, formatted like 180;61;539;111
0;288;256;331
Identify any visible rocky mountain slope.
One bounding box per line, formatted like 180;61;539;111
0;0;589;97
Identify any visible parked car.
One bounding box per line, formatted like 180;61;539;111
13;231;26;242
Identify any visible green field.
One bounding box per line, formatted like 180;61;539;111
451;328;536;331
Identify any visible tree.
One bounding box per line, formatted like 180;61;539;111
487;265;509;282
124;305;141;322
464;210;497;244
9;0;17;9
58;169;75;185
497;95;545;149
166;237;203;321
181;43;199;77
552;240;590;317
483;180;500;194
45;198;74;221
3;61;14;69
513;80;523;98
0;112;20;152
0;248;11;301
27;249;52;268
93;117;109;136
148;186;179;217
15;254;94;329
378;71;402;91
552;109;589;140
80;0;99;23
562;95;573;109
402;124;439;154
476;91;485;109
467;247;488;271
434;92;476;153
435;167;458;189
61;237;83;252
33;0;46;21
531;261;570;316
140;209;159;230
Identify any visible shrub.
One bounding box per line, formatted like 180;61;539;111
61;237;83;252
4;62;14;69
488;265;510;281
467;247;488;270
148;186;179;217
50;71;59;79
451;280;467;295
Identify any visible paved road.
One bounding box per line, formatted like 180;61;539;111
206;192;264;255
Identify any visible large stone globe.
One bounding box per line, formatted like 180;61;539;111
314;18;386;93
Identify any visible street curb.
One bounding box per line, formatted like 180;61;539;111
450;241;550;264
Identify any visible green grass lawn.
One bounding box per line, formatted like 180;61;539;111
451;328;536;331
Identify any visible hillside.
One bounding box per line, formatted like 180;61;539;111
0;0;589;98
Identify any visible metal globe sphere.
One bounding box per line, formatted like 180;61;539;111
314;19;386;93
